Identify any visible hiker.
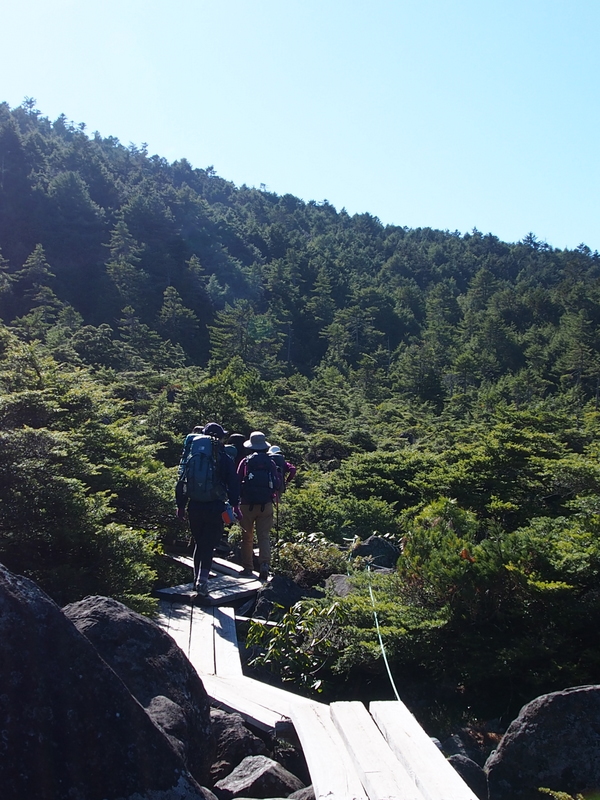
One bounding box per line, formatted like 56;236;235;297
175;422;239;598
226;432;248;468
236;431;281;581
224;443;238;461
267;445;297;501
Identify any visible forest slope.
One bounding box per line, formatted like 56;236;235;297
1;99;600;725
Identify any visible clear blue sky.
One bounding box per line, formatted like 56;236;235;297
2;0;599;251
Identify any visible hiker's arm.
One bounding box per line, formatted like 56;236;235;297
285;462;297;482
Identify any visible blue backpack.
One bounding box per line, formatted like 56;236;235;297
240;452;277;507
181;434;226;503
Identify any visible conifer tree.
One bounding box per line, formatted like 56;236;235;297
105;220;148;307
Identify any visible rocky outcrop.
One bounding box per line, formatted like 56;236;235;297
349;534;400;568
447;755;487;800
213;754;305;799
324;573;353;597
485;684;600;800
253;575;323;621
0;563;208;800
289;788;316;800
64;594;214;784
210;708;268;783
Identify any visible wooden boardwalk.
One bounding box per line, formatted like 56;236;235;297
156;564;478;800
156;555;263;607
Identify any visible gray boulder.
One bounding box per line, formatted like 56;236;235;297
253;575;323;621
210;707;268;782
289;787;316;800
0;563;207;800
214;754;305;799
448;755;487;800
442;731;484;764
486;684;600;800
64;594;214;784
146;694;190;761
350;534;400;568
324;573;353;597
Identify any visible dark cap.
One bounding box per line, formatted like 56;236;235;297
203;422;229;439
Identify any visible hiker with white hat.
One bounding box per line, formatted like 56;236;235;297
236;431;281;581
267;445;297;501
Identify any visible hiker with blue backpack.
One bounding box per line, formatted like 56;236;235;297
175;422;239;598
236;431;281;581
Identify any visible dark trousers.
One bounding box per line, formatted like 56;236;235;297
187;502;224;579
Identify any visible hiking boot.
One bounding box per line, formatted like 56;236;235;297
259;563;270;581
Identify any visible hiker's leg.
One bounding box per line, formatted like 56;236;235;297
188;504;223;581
240;504;258;572
254;502;273;571
187;501;203;581
198;509;224;578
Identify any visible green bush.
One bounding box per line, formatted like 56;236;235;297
274;534;347;587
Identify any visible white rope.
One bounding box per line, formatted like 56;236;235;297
368;570;401;702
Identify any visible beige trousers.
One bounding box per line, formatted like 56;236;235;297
240;502;273;571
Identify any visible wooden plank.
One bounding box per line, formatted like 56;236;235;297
166;553;248;578
157;601;215;674
155;573;262;606
156;581;197;602
289;702;368;800
212;557;247;576
187;605;218;675
330;701;425;800
235;615;278;628
201;674;287;731
156;600;193;655
203;573;263;605
213;606;243;678
165;553;194;569
239;676;317;718
158;603;243;678
370;702;479;800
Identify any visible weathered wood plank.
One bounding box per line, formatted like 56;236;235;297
213;606;243;678
187;605;218;675
203;573;263;604
157;601;215;674
289;702;368;800
201;674;288;731
158;603;243;679
155;573;262;606
156;600;193;655
235;615;278;627
164;553;194;570
239;676;316;718
370;701;479;800
330;701;425;800
212;557;247;576
156;581;197;602
164;553;248;578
